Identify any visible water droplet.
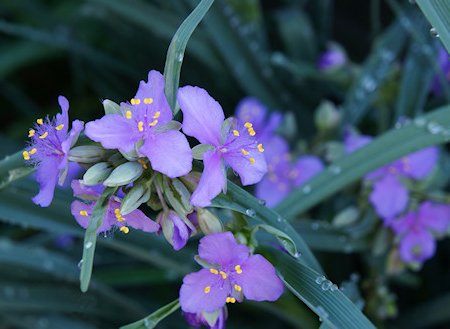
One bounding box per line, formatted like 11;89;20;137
176;52;184;62
258;199;266;206
427;122;442;134
77;259;84;269
329;165;341;175
414;117;427;127
361;76;376;92
315;275;326;284
245;209;256;218
302;185;311;194
321;280;332;291
316;306;329;321
311;221;320;230
330;284;339;291
85;241;93;249
293;252;300;258
430;27;439;38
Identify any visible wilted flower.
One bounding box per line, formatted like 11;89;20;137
179;232;283;314
71;180;159;234
178;86;267;207
24;96;84;207
85;70;192;178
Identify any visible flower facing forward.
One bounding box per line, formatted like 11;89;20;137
71;180;159;234
178;86;267;207
24;96;84;207
85;70;192;178
179;232;283;314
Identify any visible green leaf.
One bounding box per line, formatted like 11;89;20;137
120;299;180;329
164;0;215;114
253;224;298;257
276;104;450;218
80;187;116;292
417;0;450;53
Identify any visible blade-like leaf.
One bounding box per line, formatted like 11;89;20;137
417;0;450;53
120;299;180;329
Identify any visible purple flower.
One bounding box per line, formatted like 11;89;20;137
179;232;284;314
184;307;227;329
24;96;84;207
70;180;159;234
177;86;267;207
430;45;450;96
85;70;192;178
389;202;450;263
159;210;190;251
317;44;347;71
255;137;324;207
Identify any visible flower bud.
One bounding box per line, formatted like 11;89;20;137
159;210;189;250
314;100;341;132
68;145;106;163
196;208;223;235
103;161;143;187
82;162;113;186
179;172;201;192
120;180;151;215
102;99;121;115
332;206;359;228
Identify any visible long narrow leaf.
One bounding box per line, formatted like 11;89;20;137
120;299;180;329
417;0;450;53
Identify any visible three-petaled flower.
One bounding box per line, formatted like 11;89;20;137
24;96;84;207
179;232;283;314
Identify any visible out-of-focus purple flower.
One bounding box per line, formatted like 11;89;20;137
431;45;450;96
179;232;283;314
255;137;323;207
178;86;267;207
389;202;450;263
85;70;192;178
317;44;347;71
53;234;75;249
23;96;84;207
184;307;227;329
70;180;159;235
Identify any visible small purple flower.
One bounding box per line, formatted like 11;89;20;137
24;96;84;207
179;232;284;314
178;86;267;207
255;137;324;207
159;210;190;251
85;70;192;178
430;45;450;96
70;180;159;234
184;307;227;329
317;44;347;71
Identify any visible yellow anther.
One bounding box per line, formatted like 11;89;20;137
117;217;126;222
138;159;148;169
79;210;89;217
234;284;242;292
114;208;120;215
131;98;141;105
244;122;253;128
226;297;236;303
148;119;158;127
37;118;43;125
257;144;264;152
144;98;153;104
235;265;242;274
55;124;64;131
219;271;227;279
233;130;240;137
22;151;30;161
138;121;144;132
39;132;48;139
249;158;256;165
241;149;249;155
210;268;219;275
28;129;35;137
153;111;160;119
29;148;37;155
126;111;132;119
204;286;211;294
120;226;129;234
248;128;256;136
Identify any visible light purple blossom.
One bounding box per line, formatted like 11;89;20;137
159;210;190;251
70;180;159;234
24;96;84;207
85;70;192;178
179;232;283;314
317;44;347;71
184;307;227;329
389;202;450;263
430;45;450;96
178;86;267;207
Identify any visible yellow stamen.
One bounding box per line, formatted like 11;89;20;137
233;130;240;136
257;144;264;152
28;129;35;137
244;122;253;128
226;297;236;303
241;149;249;155
138;159;148;169
29;148;37;155
144;98;153;104
248;128;256;136
210;268;219;275
120;226;129;234
79;210;89;217
204;286;211;294
138;121;144;132
37;118;43;125
39;132;48;139
126;111;132;119
55;124;64;131
249;158;255;165
235;265;242;274
131;98;141;105
22;151;30;161
234;284;242;292
219;271;227;279
153;111;160;119
148;119;158;127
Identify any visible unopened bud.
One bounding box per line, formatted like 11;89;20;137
68;145;106;163
102;99;121;115
120;180;151;215
179;172;201;192
314;101;341;132
82;162;113;186
159;210;189;251
332;207;359;228
103;161;143;187
196;208;223;234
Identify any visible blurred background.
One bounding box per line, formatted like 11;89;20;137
1;0;449;328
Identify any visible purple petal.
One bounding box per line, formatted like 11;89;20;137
235;97;267;132
418;201;450;234
56;95;69;136
255;175;290;207
293;156;324;186
178;86;224;146
198;232;249;267
61;120;84;156
263;135;290;160
317;47;347;71
123;208;160;233
140;130;192;178
236;254;284;301
180;269;228;313
369;175;409;220
399;230;436;263
401;147;438;179
85;114;139;152
163;211;190;250
71;180;102;199
70;200;113;233
344;132;373;154
389;212;416;235
191;151;226;207
32;158;60;207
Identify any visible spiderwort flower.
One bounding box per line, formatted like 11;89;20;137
177;86;267;207
24;96;84;207
71;180;159;234
184;307;227;329
179;232;284;314
317;44;347;71
159;210;190;251
85;70;192;178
